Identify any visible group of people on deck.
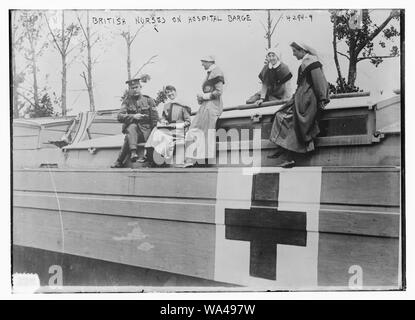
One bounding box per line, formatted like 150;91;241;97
111;55;224;168
111;41;329;169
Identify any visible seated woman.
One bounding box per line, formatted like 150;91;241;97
246;48;293;105
144;85;191;165
268;42;330;167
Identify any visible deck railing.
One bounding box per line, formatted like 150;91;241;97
96;91;372;116
217;91;371;115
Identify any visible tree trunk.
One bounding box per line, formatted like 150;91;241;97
332;19;345;92
347;33;358;88
32;59;39;107
12;64;19;117
267;10;271;49
348;56;358;88
127;40;131;80
125;32;131;80
87;50;95;112
86;11;95;112
61;11;67;116
12;35;19;118
62;54;67;116
12;13;20;118
29;40;40;107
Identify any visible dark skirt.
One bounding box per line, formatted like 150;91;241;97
269;97;319;153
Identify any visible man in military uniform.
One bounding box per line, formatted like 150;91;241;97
111;78;159;168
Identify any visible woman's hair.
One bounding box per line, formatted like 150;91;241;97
164;85;176;93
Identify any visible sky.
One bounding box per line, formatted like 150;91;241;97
13;9;401;115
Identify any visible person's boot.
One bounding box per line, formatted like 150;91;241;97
278;151;296;168
142;148;157;167
267;146;285;159
138;148;152;164
280;159;296;168
183;159;194;168
110;160;124;168
137;156;147;163
130;150;139;162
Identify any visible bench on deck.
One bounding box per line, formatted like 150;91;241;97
216;91;400;147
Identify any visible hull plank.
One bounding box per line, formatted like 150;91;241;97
319;205;399;237
296;135;400;167
12;134;401;169
14;169;218;199
13;245;233;288
320;167;400;207
13;208;400;289
318;233;400;288
13;167;400;237
13;191;216;223
14;207;217;281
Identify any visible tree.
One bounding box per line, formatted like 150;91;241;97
120;26;157;81
76;11;101;112
18;11;49;112
45;11;80;116
120;26;145;81
26;92;56;118
330;9;401;93
154;87;167;106
11;11;26;118
259;10;283;49
119;12;158;81
131;55;158;80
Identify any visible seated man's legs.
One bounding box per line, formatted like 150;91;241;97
111;135;129;167
111;123;140;167
142;147;155;164
126;123;140;162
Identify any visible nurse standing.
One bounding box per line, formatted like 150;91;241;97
184;55;225;167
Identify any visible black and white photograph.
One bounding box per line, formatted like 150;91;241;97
8;5;405;295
